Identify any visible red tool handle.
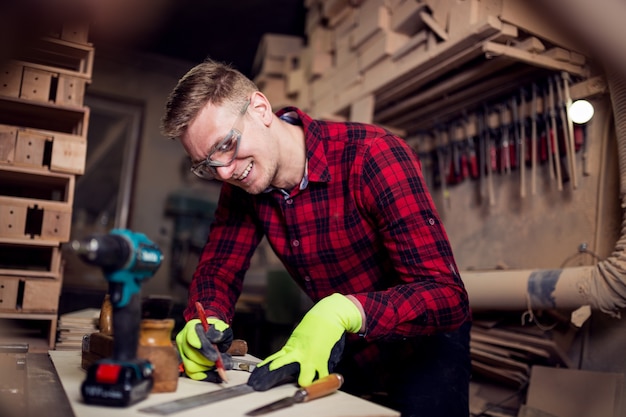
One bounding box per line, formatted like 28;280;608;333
195;301;228;382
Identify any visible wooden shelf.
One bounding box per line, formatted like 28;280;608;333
0;315;57;351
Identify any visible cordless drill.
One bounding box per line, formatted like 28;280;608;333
71;228;163;407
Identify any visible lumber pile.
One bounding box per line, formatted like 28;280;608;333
252;0;591;130
470;314;577;388
55;308;99;350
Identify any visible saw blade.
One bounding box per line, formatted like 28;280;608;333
138;383;254;415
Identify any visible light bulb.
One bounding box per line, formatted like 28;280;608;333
568;100;594;124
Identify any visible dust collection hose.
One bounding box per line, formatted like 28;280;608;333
463;0;626;318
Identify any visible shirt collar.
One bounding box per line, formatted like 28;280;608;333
276;107;331;185
263;111;310;198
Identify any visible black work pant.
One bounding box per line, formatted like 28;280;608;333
336;320;471;417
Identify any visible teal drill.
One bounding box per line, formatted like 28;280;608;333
71;228;163;407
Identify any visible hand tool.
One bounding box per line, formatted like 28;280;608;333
555;73;576;189
518;89;527;198
195;301;228;383
449;136;462;185
464;124;479;180
548;76;563;190
576;124;590;176
143;357;261;415
530;83;538;195
561;71;578;188
542;84;555;181
434;127;450;209
498;104;511;175
474;112;486;201
510;96;520;171
481;108;495;206
71;229;163;407
245;374;344;416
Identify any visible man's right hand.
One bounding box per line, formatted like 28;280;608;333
176;318;233;382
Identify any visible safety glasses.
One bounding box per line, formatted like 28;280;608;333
190;100;250;180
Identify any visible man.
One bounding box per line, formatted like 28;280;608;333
162;59;471;417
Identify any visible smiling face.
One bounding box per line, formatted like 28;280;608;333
180;93;279;194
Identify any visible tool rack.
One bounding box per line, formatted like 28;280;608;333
0;22;93;349
254;0;600;200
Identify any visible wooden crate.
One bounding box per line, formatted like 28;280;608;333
0;275;62;313
0;165;75;206
253;34;304;77
55;74;87;107
0;62;90;107
0;95;89;137
0;239;62;278
350;0;391;49
19;67;54;103
0;125;86;174
0;62;23;99
13;37;94;80
0;199;72;242
0;125;17;163
60;22;90;45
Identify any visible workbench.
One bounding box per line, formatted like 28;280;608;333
41;350;400;417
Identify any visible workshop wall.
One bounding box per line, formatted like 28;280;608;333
84;50;200;301
80;20;626;415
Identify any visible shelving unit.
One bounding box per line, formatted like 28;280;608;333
0;23;93;349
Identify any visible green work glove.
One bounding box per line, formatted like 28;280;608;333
176;318;233;382
248;293;362;390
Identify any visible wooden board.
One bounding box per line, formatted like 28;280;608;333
49;350;401;417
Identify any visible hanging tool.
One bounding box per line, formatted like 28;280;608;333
194;301;228;383
510;96;520;171
498;104;511;175
478;107;495;206
561;71;579;188
71;229;163;407
576;124;590;176
245;374;344;416
518;89;527;198
435;126;450;209
530;83;538;195
542;83;555;182
447;124;464;185
555;73;575;189
465;124;480;180
548;76;563;190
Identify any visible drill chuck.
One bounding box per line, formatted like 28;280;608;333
71;234;131;271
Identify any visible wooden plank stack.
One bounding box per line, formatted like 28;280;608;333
252;0;590;130
470;316;576;389
0;23;93;349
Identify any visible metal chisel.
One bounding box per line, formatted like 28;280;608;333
245;374;344;416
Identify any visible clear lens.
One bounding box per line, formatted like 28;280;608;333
190;100;248;181
210;130;240;165
191;162;217;179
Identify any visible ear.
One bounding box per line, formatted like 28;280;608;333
249;91;274;127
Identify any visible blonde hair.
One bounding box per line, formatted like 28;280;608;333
161;59;258;140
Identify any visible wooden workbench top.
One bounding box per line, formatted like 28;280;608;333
48;351;400;417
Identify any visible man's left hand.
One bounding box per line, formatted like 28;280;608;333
247;293;362;390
